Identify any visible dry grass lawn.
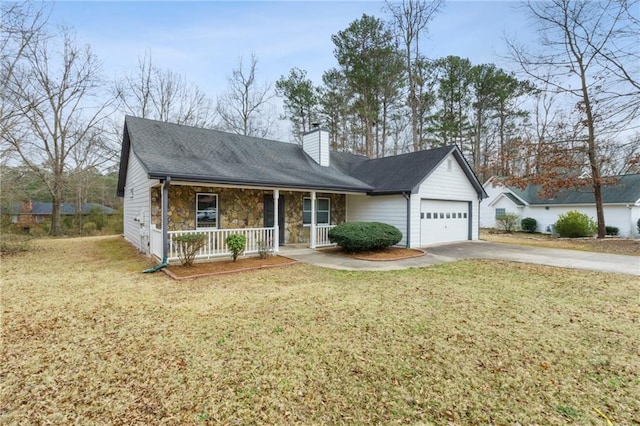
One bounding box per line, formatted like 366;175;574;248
2;236;639;424
481;229;640;256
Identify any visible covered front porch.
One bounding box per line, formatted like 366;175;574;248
149;182;344;262
150;224;336;262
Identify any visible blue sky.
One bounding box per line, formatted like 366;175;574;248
48;1;535;136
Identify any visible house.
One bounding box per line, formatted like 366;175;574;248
480;175;640;238
116;116;487;261
5;200;116;233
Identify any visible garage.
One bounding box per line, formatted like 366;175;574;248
420;199;470;245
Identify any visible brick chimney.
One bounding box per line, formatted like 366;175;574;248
302;124;329;167
21;199;33;213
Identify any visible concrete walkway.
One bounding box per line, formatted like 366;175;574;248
279;241;640;276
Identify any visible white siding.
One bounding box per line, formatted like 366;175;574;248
346;194;408;246
319;130;329;167
303;129;330;167
412;153;480;247
527;205;639;238
480;182;510;228
123;151;157;253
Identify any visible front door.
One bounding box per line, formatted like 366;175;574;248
264;195;285;245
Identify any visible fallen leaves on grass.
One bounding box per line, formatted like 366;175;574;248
481;230;640;256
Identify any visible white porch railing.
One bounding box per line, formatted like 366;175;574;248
315;224;337;247
151;226;274;261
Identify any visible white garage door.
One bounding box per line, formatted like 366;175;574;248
420;199;470;245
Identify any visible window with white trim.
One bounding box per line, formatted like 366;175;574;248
303;197;330;225
196;193;218;228
495;208;506;219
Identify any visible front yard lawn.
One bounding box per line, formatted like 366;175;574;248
1;236;638;424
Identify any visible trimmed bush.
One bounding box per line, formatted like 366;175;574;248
637;218;640;234
605;226;619;236
554;211;597;238
173;233;206;267
521;217;537;233
496;212;520;233
226;234;246;261
328;222;402;253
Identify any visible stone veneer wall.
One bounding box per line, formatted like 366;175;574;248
151;185;346;244
281;191;346;244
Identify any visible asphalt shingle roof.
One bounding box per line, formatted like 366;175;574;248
119;116;486;197
8;202;116;215
507;175;640;205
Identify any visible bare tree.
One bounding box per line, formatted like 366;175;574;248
2;26;113;236
386;0;444;151
507;0;639;238
115;52;216;128
0;2;51;152
215;53;277;138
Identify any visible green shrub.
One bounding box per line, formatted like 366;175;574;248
605;226;619;236
521;217;537;233
637;218;640;234
496;212;520;233
172;233;206;267
554;211;597;238
226;234;246;261
328;222;402;253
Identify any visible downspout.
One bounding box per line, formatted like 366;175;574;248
143;176;171;273
403;192;411;248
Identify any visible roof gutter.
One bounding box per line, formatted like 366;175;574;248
146;173;372;194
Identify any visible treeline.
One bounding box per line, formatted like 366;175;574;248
1;1;638;238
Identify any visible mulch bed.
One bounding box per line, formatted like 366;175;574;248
163;247;425;279
319;246;426;261
164;255;298;280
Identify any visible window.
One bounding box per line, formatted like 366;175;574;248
426;212;432;219
196;193;218;228
439;212;444;219
447;159;453;171
495;208;506;219
457;212;462;218
446;212;451;219
303;197;330;225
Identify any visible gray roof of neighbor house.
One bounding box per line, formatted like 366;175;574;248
505;174;640;205
118;116;487;197
7;202;116;215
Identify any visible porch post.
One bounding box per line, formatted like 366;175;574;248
273;189;279;252
310;191;316;249
162;176;171;261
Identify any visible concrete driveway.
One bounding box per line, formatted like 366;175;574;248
281;241;640;276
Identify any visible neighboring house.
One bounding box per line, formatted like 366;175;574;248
117;116;487;261
480;175;640;238
5;200;116;233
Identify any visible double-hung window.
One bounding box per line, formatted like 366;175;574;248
196;193;218;228
303;197;330;225
495;208;506;219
